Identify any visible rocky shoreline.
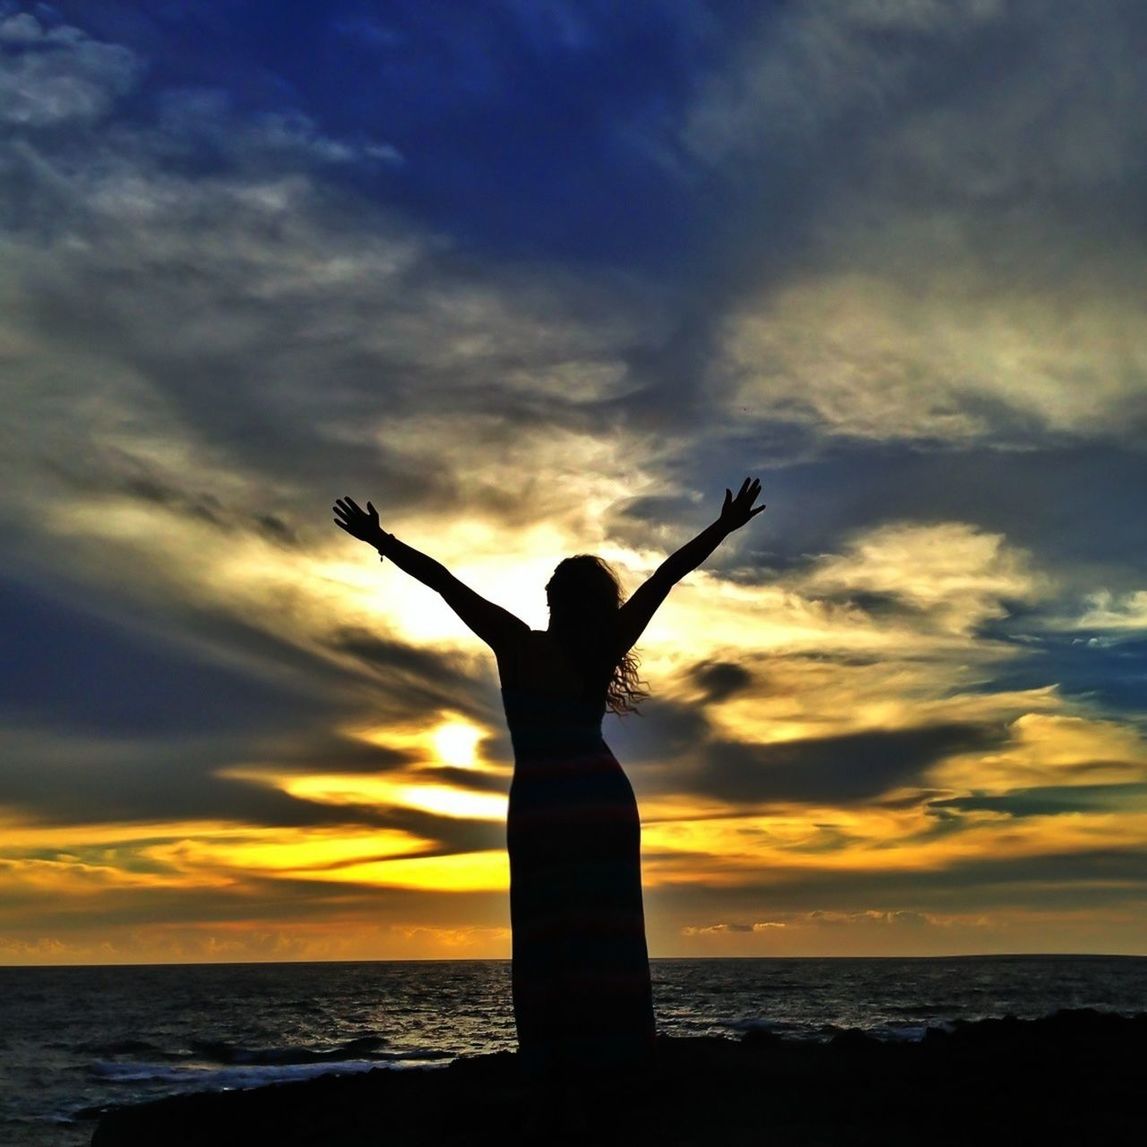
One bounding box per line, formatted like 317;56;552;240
89;1009;1146;1146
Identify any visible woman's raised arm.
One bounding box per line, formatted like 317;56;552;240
615;477;765;655
333;496;528;654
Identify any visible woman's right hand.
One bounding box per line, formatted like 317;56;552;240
333;496;387;547
718;477;766;531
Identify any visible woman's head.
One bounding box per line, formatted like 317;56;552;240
546;554;623;627
546;555;646;715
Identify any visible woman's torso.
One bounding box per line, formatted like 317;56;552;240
498;630;610;762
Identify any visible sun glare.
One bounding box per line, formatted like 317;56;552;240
432;721;483;767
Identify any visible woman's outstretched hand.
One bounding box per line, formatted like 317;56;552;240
719;477;766;531
333;496;387;548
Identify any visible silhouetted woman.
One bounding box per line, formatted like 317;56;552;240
333;478;765;1075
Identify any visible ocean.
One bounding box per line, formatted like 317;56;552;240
2;955;1146;1147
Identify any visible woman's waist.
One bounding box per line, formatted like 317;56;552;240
509;749;632;799
501;686;605;719
507;726;611;761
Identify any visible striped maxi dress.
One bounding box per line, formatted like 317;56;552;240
500;664;656;1075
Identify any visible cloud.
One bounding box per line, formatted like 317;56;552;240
0;704;509;855
682;909;934;936
3;3;1147;958
326;628;499;725
155;88;404;170
801;521;1045;635
696;721;1009;806
930;783;1147;819
679;0;1147;447
0;55;665;600
717;264;1147;445
0;6;669;855
686;0;1010;162
1075;591;1147;633
652;838;1147;921
0;7;141;126
688;659;754;703
0;724;381;829
0;574;315;736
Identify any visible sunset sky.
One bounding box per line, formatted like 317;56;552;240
3;0;1146;964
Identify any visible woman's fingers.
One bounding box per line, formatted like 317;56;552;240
333;496;371;534
727;477;763;519
333;496;373;521
733;477;758;505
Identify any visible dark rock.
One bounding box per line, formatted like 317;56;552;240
91;1011;1147;1146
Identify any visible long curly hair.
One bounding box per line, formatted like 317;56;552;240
546;554;647;715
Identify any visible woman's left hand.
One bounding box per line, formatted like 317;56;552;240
718;477;766;531
333;496;387;547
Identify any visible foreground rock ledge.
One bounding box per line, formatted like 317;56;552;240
91;1010;1146;1146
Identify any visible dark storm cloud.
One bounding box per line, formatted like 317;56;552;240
1;547;498;746
812;590;934;623
236;731;419;777
751;444;1147;592
328;628;502;726
0;739;375;829
0;575;314;737
604;495;712;554
695;722;1011;806
0;575;502;833
419;767;509;796
650;845;1147;919
4;873;510;939
0;723;504;857
689;660;754;704
929;784;1147;820
607;692;712;770
916;847;1147;903
366;806;506;858
878;790;949;811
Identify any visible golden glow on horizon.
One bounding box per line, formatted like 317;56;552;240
284;848;508;892
144;827;430;875
263;772;507;822
640;806;1147;888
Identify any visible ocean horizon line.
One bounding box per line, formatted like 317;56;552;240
4;950;1146;971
